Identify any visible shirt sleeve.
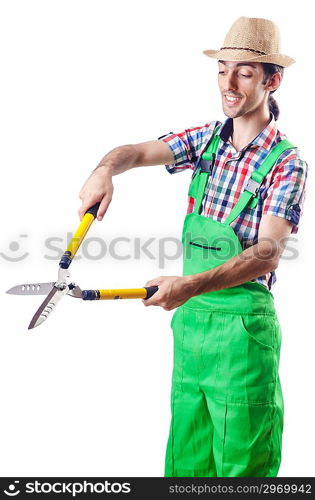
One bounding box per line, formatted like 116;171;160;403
158;121;220;174
262;149;308;234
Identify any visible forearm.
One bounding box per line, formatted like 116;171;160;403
187;240;280;295
79;139;173;218
95;139;173;176
95;145;140;176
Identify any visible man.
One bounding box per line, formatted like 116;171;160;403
79;17;307;477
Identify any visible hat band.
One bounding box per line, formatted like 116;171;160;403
220;46;267;56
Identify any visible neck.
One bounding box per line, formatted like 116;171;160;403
231;105;271;151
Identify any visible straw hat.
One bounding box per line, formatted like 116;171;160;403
203;17;295;67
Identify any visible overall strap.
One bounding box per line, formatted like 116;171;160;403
224;139;296;226
193;128;221;214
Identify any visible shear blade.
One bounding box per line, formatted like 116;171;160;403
6;282;55;295
28;286;68;330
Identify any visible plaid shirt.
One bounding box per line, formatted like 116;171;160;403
159;116;308;290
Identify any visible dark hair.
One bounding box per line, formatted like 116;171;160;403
262;63;284;121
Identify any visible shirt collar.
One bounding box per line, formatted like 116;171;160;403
219;113;277;151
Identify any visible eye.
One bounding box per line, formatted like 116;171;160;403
218;71;225;75
240;74;252;78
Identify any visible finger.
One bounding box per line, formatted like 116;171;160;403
143;291;162;306
97;195;112;221
142;298;157;307
78;204;86;221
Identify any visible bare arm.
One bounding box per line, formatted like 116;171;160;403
97;140;175;173
78;140;174;220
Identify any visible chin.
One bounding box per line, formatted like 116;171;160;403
222;105;246;119
223;108;239;119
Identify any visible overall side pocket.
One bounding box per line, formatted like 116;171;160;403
238;314;275;351
226;314;278;404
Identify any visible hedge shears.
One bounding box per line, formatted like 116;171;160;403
6;203;158;330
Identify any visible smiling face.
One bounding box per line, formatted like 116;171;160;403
218;60;280;119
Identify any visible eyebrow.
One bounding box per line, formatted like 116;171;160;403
218;60;257;69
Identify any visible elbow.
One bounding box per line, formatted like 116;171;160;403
257;241;281;273
264;251;281;273
269;256;280;272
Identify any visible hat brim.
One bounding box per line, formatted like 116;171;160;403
203;49;295;67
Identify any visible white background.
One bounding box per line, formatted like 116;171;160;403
0;0;314;477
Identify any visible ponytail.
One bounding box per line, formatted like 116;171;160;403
262;63;284;121
268;94;280;121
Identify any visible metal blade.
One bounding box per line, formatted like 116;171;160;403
28;285;68;330
67;285;83;299
6;282;55;295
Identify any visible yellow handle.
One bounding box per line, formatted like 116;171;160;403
81;286;159;300
66;212;94;259
99;288;148;300
59;202;100;269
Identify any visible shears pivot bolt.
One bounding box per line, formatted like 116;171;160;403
56;282;67;290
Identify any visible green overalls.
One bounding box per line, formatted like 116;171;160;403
165;129;295;477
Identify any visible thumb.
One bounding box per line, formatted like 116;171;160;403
144;277;162;287
78;202;89;221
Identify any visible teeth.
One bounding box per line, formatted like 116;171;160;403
226;95;240;102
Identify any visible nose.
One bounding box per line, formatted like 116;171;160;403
225;71;238;92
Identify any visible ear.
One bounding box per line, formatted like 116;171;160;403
265;72;282;93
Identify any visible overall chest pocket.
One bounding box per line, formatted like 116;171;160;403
182;213;243;275
183;233;241;275
184;238;224;275
189;241;222;251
